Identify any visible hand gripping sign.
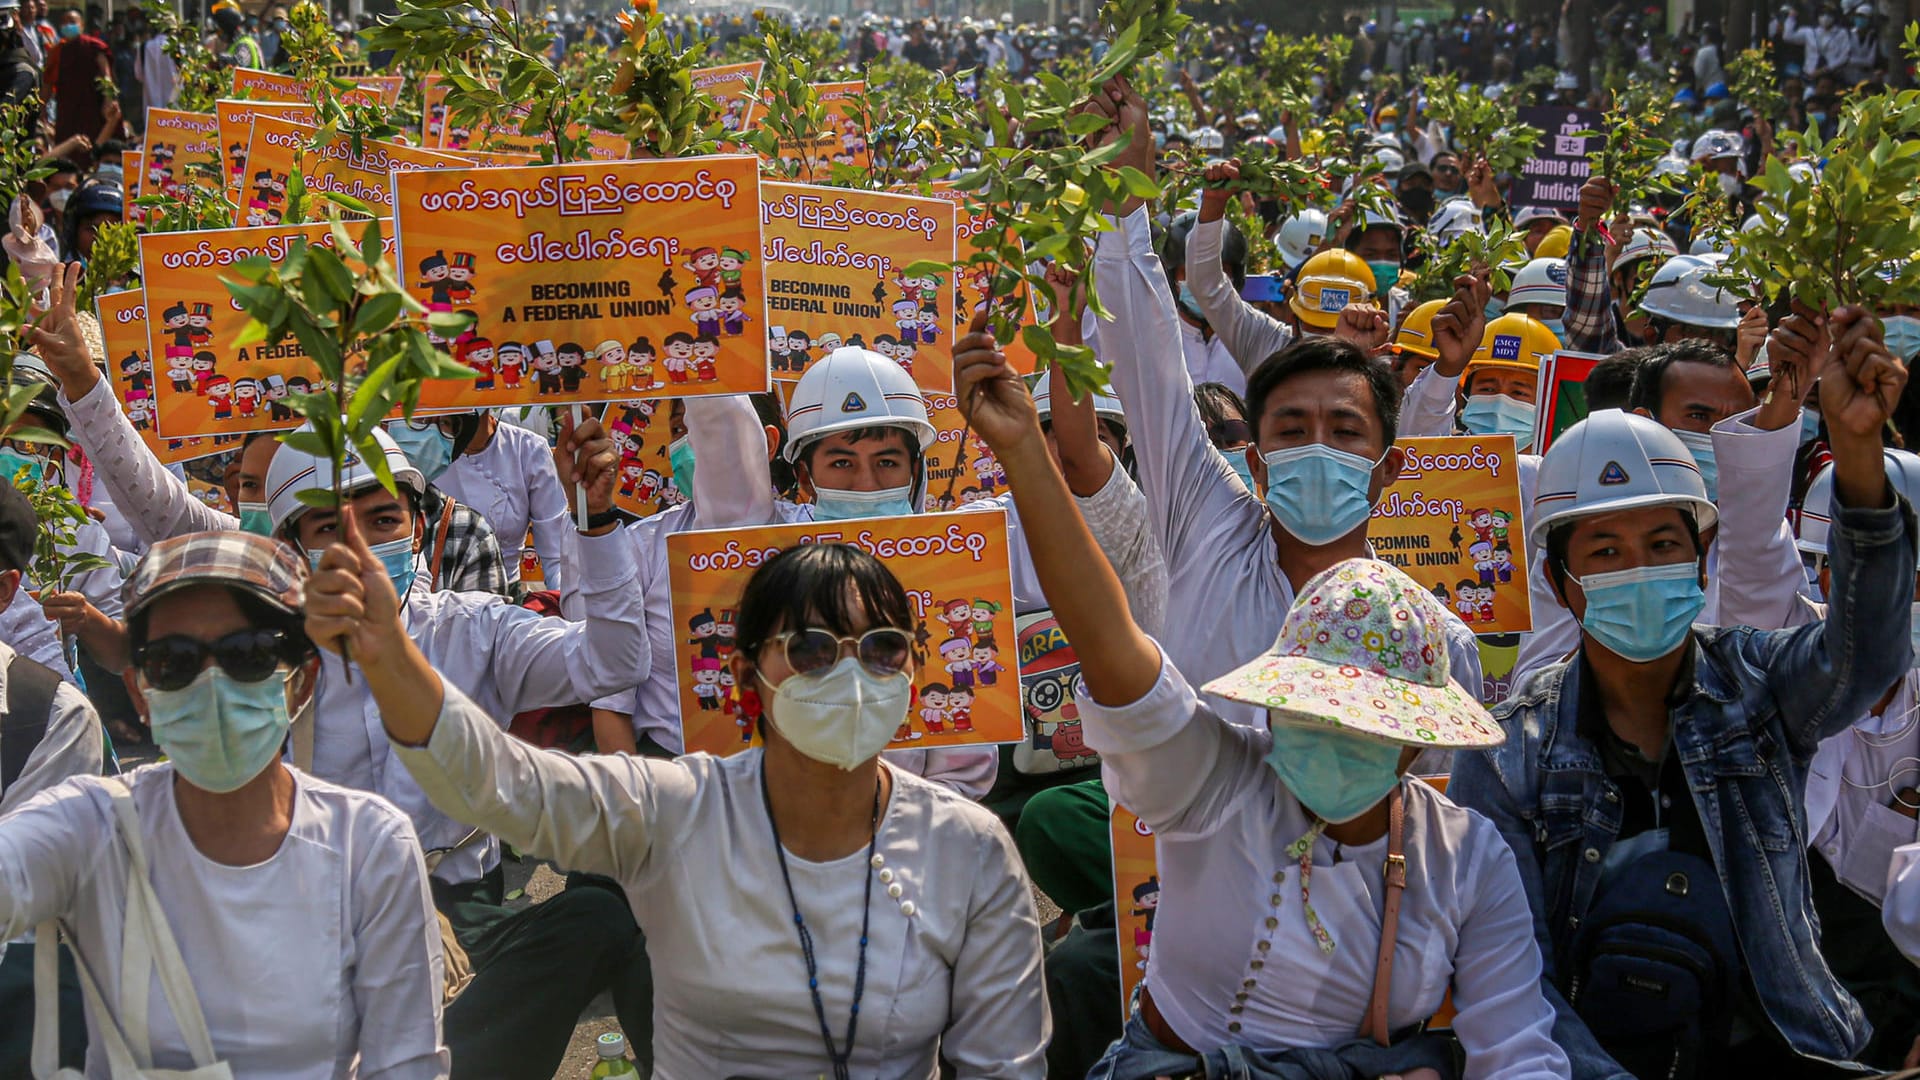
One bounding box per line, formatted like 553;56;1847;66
665;511;1021;756
393;156;770;410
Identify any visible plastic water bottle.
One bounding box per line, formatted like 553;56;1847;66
589;1033;637;1079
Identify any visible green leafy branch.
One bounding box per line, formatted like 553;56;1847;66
1409;225;1527;303
1577;95;1672;208
1421;72;1542;176
607;10;719;158
74;223;139;313
0;264;70;449
1726;45;1787;127
142;0;228;112
14;471;110;596
364;0;589;163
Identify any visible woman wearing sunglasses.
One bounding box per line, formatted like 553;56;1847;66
305;515;1048;1079
0;531;448;1078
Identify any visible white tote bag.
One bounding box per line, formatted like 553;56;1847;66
31;777;235;1080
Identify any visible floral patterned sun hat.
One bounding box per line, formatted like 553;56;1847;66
1201;558;1504;749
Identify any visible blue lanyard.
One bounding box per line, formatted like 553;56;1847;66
761;761;880;1080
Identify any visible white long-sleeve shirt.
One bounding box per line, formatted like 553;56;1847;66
1094;206;1483;726
0;765;448;1080
395;682;1047;1079
1185;216;1295;387
61;376;648;884
136;34;177;111
0;640;101;816
1708;405;1917;901
435;418;572;589
316;533;647;886
1078;650;1570;1076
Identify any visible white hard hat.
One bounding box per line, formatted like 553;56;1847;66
1508;257;1570;308
783;347;936;463
1797;450;1920;556
1358;202;1404;233
1553;71;1579;90
1690;129;1744;163
264;421;425;535
1032;368;1126;432
1512;205;1568;228
1786;161;1820;185
1428;198;1484;244
1616;227;1679;271
1191;126;1226;151
1639;255;1740;329
1652;156;1692;182
1740;214;1764;233
1276;208;1330;271
1530;408;1718;550
1371;146;1406;176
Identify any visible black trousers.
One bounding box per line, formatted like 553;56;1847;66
0;942;86;1079
436;868;648;1080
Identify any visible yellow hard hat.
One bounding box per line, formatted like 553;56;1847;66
1377;105;1400;123
1288;249;1378;329
1466;313;1560;377
1392;299;1448;359
1534;224;1574;260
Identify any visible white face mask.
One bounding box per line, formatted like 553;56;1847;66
761;656;912;769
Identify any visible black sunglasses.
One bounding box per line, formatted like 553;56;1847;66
133;628;300;691
764;627;913;678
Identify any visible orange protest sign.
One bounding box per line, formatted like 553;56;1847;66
665;511;1022;756
243;116;468;221
96;289;242;465
437;147;543;168
926;184;1040;375
761;183;954;391
121;150;143;223
771;81;869;180
345;74;404;108
601;399;685;520
436;106;630;161
1368;435;1532;634
692;61;764;136
920;390;1007;513
138;221;397;437
229;67;305;103
216;99;316;205
1110;803;1159;1019
138;109;223;203
392;157;769;410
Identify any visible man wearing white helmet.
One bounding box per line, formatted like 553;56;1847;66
1512;205;1570;257
1151;205;1255;395
1454;310;1914;1079
1505;256;1570;339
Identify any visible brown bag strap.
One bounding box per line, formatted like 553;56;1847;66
428;498;455;591
1361;782;1408;1047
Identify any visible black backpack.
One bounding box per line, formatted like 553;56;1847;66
1;653;63;793
1564;849;1743;1080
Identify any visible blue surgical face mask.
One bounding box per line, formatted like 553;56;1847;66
57;22;78;38
1810;111;1829;125
387;421;454;483
1379;122;1397;134
1541;317;1567;341
1883;315;1920;364
1577;562;1705;662
1459;394;1537;451
1176;281;1209;328
1220;446;1256;493
1261;443;1382;546
668;434;696;494
812;483;917;521
143;667;292;793
369;535;419;598
0;447;46;486
1671;427;1719;502
1483;295;1507;320
1367;260;1402;293
1264;719;1405;823
237;501;273;536
1799;409;1822;447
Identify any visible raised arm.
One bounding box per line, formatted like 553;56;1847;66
1191;159;1295;375
1756;307;1913;754
1564;177;1626;357
306;507;669;882
686;393;779;527
32;264;236;541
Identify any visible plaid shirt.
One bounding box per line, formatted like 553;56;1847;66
418;485;512;598
1564;226;1628;356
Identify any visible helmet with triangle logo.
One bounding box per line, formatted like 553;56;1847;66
1529;408;1716;550
784;347;936;464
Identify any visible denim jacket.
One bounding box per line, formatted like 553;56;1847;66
1451;495;1916;1079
